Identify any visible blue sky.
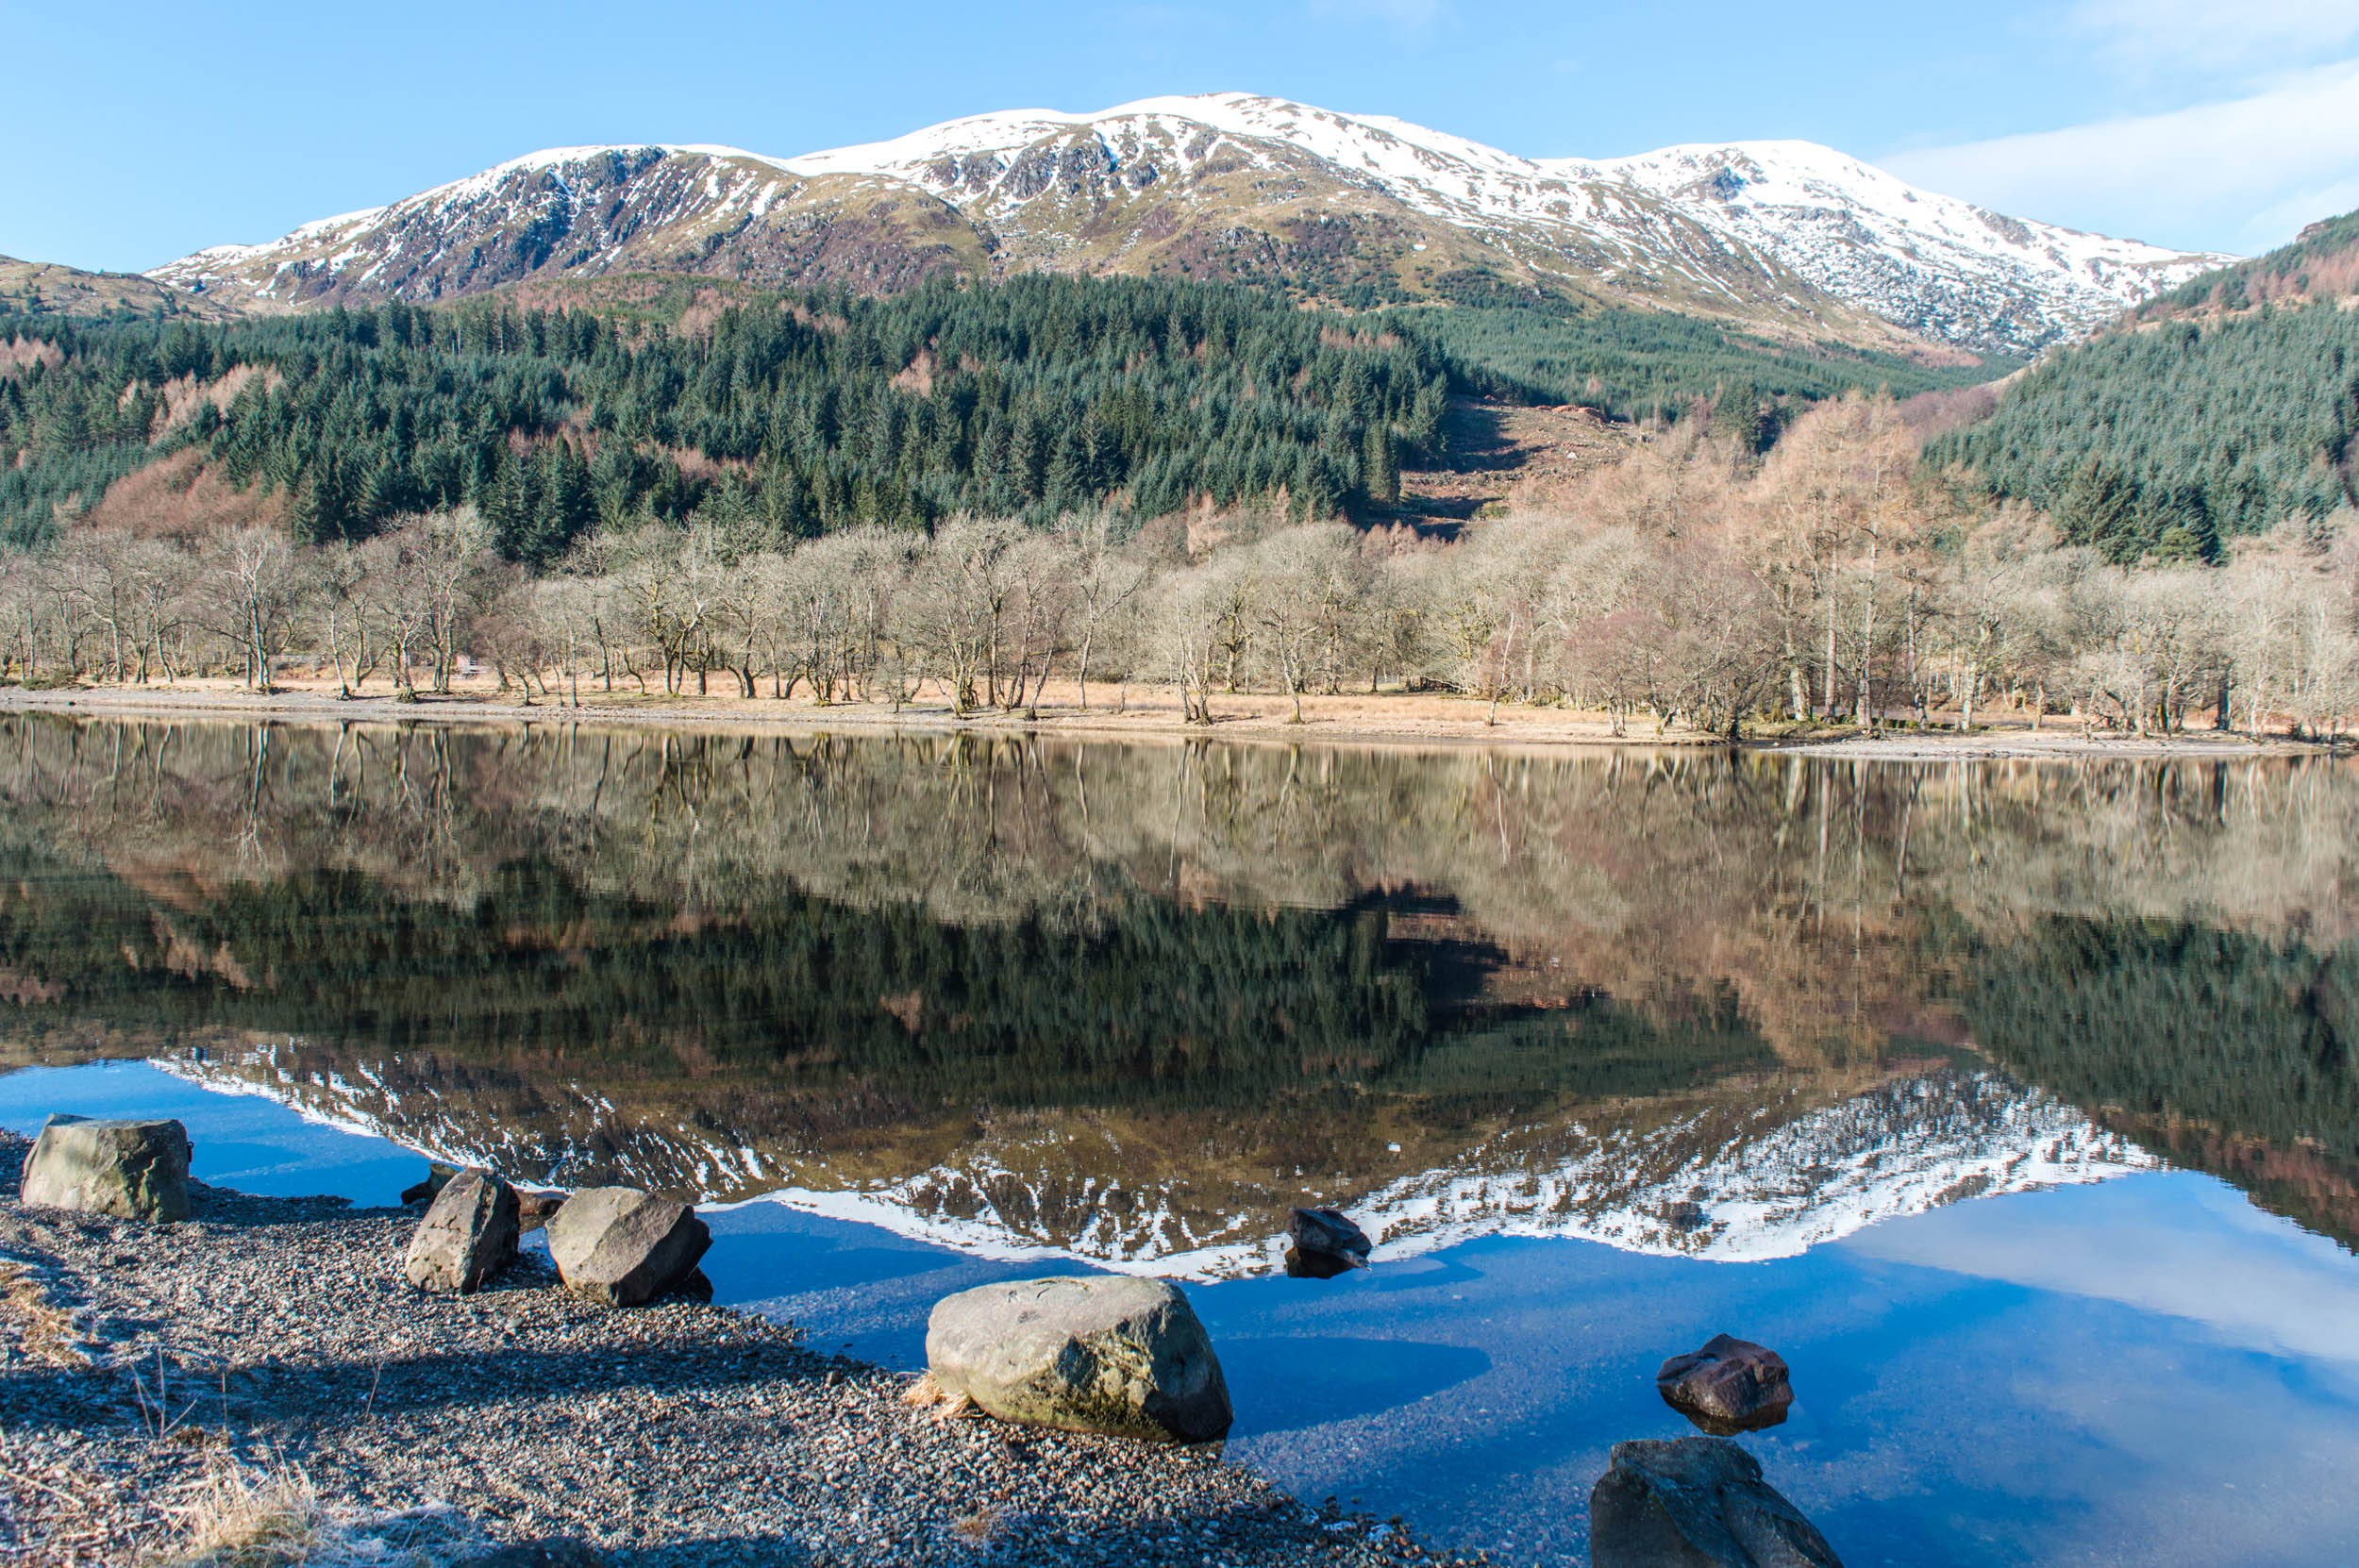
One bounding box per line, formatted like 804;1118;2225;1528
8;0;2356;273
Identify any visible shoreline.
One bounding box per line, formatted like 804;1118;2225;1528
0;681;2329;761
0;1132;1457;1568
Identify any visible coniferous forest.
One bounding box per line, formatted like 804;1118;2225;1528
0;273;2002;559
1928;280;2359;562
0;276;1458;558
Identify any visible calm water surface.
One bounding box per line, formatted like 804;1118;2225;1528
2;714;2355;1566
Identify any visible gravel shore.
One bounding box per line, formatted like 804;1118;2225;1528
0;681;2319;760
0;1133;1472;1567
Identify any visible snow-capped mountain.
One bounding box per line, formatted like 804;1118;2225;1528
158;1045;2149;1280
148;94;2226;356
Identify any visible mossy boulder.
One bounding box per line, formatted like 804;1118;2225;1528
18;1114;192;1223
925;1275;1231;1443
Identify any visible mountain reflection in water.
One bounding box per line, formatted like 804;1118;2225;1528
0;713;2353;1261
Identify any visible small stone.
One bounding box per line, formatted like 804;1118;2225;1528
926;1275;1231;1444
1656;1335;1794;1435
545;1187;710;1308
19;1115;192;1223
401;1161;461;1207
405;1172;521;1294
515;1190;566;1231
1590;1437;1842;1568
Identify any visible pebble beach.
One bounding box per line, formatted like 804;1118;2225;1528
0;1133;1472;1568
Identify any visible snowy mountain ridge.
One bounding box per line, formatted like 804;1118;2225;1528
149;93;2227;356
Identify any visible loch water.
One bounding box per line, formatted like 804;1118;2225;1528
3;712;2356;1567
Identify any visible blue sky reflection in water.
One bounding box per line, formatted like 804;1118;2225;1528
6;1064;2356;1566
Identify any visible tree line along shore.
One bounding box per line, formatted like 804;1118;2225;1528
3;246;2356;747
2;388;2352;745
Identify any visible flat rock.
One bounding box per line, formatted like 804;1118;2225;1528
1590;1437;1843;1568
1657;1335;1794;1434
926;1275;1231;1443
405;1171;521;1294
544;1187;710;1307
18;1114;192;1223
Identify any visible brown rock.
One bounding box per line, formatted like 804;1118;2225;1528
1657;1334;1794;1435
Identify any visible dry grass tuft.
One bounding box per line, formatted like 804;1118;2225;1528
157;1460;486;1568
0;1253;94;1367
898;1371;981;1424
159;1462;323;1568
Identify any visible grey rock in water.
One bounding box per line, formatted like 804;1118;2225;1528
1287;1207;1372;1272
1283;1245;1359;1280
926;1275;1232;1443
18;1114;192;1223
544;1187;710;1307
1657;1335;1794;1435
400;1161;460;1207
1590;1437;1843;1568
404;1171;521;1294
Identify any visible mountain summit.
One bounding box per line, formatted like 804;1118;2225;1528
150;93;2226;356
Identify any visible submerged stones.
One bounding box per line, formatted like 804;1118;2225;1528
1285;1207;1372;1277
545;1187;711;1307
18;1114;192;1223
1657;1335;1794;1435
405;1171;521;1294
925;1275;1233;1443
1590;1437;1843;1568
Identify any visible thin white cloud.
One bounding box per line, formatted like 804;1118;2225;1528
2072;0;2359;75
1844;1175;2359;1368
1883;58;2359;255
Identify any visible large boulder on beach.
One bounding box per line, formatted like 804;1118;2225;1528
925;1275;1231;1443
1656;1335;1794;1434
544;1187;710;1307
18;1114;192;1223
1590;1437;1843;1568
405;1171;521;1294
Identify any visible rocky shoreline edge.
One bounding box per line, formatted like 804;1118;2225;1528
0;1131;1471;1568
